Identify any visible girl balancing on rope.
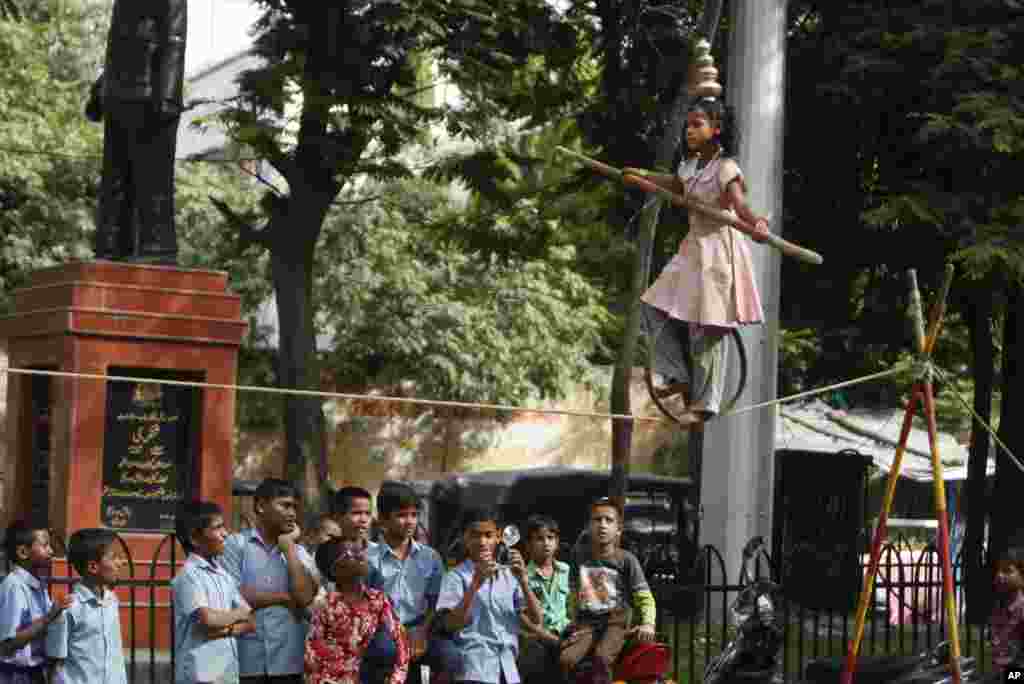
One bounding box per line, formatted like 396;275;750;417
622;54;770;425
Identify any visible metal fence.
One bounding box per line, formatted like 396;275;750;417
2;531;182;684
1;531;994;684
650;535;992;683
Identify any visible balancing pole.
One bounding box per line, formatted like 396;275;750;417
841;266;960;684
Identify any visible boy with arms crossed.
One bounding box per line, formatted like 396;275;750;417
173;501;255;684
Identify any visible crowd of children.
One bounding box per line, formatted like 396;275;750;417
0;484;661;684
1;485;1021;684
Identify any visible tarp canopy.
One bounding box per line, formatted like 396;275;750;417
776;400;996;482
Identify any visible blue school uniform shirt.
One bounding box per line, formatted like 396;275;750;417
220;528;319;678
0;566;52;677
172;554;250;684
436;560;524;684
367;540;443;626
45;582;127;684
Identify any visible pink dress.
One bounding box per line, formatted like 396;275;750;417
641;156;764;328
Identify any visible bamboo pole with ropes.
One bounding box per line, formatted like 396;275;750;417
842;264;961;684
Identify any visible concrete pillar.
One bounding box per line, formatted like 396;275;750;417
698;0;787;587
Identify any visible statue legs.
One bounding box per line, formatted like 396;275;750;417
94;102;179;264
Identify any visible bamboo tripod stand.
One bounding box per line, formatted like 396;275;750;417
842;264;962;684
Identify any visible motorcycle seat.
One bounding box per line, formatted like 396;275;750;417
804;654;927;684
612;642;671;681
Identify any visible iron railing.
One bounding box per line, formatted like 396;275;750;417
1;531;993;684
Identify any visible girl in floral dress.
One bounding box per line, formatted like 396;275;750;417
627;95;770;425
305;538;409;684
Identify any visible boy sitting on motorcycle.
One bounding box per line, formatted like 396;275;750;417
560;498;657;684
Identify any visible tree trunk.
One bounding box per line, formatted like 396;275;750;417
609;0;725;510
269;208;330;515
991;282;1024;587
963;280;995;625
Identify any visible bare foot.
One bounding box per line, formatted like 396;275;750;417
676;411;705;426
653;380;689;399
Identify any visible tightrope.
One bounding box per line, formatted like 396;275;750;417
1;366;667;423
717;362;914;419
2;362;916;426
932;364;1024;475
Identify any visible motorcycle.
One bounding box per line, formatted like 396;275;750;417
703;537;785;684
569;634;672;684
803;640;980;684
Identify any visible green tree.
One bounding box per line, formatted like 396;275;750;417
0;0;102;310
783;0;1024;620
318;176;609;406
209;0;584;510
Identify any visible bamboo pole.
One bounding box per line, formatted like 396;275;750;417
907;269;927;354
921;381;962;684
622;173;824;265
842;267;961;684
554;146;824;265
924;264;956;355
842;389;921;684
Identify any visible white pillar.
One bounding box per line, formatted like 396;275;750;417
698;0;787;589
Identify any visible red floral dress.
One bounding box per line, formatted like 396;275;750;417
305;588;410;684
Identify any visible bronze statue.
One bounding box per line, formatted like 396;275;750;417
86;0;186;264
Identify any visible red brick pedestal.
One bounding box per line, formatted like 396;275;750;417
0;261;247;648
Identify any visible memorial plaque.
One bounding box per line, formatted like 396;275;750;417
101;371;196;531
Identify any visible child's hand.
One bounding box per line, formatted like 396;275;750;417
47;595;74;622
472;559;498;586
278;525;302;551
508;550;527;580
751;218;770;243
632;624;657;642
207;625;232;640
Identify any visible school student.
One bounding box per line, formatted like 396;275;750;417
437;508;543;684
173;501;255;684
0;521;72;684
221;479;319;684
45;529;128;684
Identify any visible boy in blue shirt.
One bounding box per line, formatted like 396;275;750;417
0;520;72;684
45;528;128;684
333;486;376;549
221;478;318;684
366;484;453;684
437;508;543;684
173;500;255;684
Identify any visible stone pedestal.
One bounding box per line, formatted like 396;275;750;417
0;260;247;552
